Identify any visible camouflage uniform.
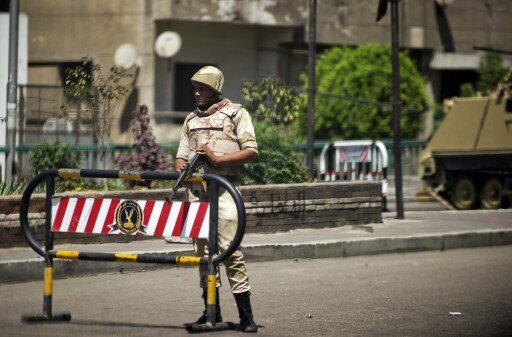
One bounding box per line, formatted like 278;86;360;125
176;98;258;294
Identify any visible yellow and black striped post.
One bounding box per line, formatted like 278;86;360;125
186;179;232;332
58;168;144;181
206;179;220;326
43;175;55;318
206;274;218;322
42;261;53;317
23;176;71;322
50;250;204;266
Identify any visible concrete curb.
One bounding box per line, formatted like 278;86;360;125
243;229;512;261
2;229;511;284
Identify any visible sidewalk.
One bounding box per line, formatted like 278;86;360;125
385;175;432;202
1;209;511;283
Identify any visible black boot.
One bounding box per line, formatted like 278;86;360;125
234;291;258;333
194;288;222;324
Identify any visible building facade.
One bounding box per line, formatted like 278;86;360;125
8;0;512;145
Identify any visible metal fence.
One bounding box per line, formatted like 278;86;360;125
1;140;424;180
296;139;426;178
0;144;177;179
381;140;426;176
68;144;178;172
19;84;94;141
1;85;95;178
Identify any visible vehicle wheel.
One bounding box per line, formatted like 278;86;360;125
480;178;503;209
450;176;478;210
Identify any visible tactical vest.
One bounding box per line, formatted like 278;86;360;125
186;102;242;176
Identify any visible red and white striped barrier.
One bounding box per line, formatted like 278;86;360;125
51;197;209;238
318;140;389;199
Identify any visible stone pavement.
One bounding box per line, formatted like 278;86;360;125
1;209;511;283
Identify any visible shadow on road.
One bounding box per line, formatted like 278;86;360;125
24;318;185;330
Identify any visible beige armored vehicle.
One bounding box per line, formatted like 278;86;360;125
419;70;512;210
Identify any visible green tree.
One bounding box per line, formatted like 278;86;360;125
62;57;133;170
241;77;301;124
460;82;476;97
241;77;310;184
476;51;508;94
297;44;429;140
432;103;446;133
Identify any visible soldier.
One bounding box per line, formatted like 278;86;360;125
175;66;259;332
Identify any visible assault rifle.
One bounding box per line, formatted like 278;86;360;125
165;152;204;203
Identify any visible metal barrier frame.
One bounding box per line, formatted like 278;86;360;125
19;168;246;331
318;140;389;211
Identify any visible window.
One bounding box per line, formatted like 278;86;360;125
28;61;91;87
506;98;512;113
173;63;210;111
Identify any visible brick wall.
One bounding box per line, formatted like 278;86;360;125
0;181;382;248
240;182;382;233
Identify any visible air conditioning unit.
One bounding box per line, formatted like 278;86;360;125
43;118;74;133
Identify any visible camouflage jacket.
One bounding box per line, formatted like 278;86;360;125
176;98;258;176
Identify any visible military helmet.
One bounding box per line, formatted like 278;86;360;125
191;66;224;94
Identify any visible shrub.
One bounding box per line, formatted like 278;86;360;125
29;137;79;174
0;178;25;196
241;120;310;185
29;137;81;192
115;105;171;187
241;77;310;184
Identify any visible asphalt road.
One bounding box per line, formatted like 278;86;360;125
1;245;511;337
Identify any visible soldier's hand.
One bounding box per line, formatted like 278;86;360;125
196;144;220;166
175;158;188;172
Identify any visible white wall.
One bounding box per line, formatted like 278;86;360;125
154;21;294;108
0;13;28;181
152;20;294;142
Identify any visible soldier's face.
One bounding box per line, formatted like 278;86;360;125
193;83;214;107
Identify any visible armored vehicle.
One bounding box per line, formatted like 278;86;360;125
419;70;512;210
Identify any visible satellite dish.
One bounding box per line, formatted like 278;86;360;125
154;31;182;58
114;43;138;69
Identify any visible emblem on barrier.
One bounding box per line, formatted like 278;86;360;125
109;200;146;235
